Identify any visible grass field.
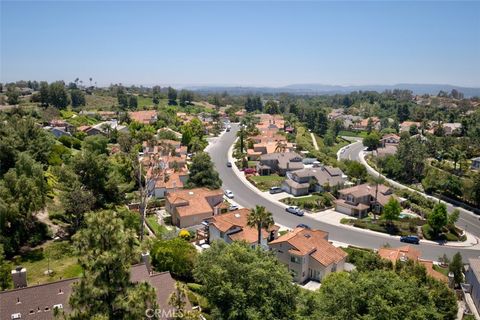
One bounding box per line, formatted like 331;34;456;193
146;215;168;236
85;94;117;110
249;174;285;191
11;241;81;286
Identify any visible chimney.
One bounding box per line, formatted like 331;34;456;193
141;252;152;275
12;266;27;288
448;272;455;289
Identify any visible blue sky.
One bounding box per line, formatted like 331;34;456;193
1;1;479;87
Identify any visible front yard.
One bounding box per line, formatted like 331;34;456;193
248;174;285;191
281;193;334;212
340;215;423;236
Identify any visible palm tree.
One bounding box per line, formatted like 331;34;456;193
449;148;465;171
247;205;274;246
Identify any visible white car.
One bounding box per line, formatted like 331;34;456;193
224;190;234;199
228;204;239;211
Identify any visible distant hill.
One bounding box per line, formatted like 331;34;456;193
186;83;480;98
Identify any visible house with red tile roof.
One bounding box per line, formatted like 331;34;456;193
208;208;279;248
335;183;398;218
166;188;224;228
378;246;448;282
269;227;347;283
128;110;158;124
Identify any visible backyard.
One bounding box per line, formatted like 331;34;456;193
10;241;82;286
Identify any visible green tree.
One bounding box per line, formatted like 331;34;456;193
264;100;280;114
396;135;426;183
151;238;197;281
449;148;465;171
117;91;129;109
6;85;20;105
341;160;367;183
449;252;464;286
128;95;138;109
382;197;401;225
60;181;95;232
447;209;460;227
247;205;274;246
185;152;222;189
39;81;50;107
167;87;177;105
70;89;86;107
179;90;193;106
363;132;380;150
194;241;299;320
68;210;157;319
49;81;70;109
0;244;11;290
316;270;457;320
428;203;448;237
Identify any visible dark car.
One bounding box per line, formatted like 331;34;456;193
296;223;310;229
226;161;232;167
269;187;282;194
400;235;420;245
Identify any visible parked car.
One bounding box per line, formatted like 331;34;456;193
228;204;239;211
244;168;256;174
296;223;310;229
286;206;304;216
400;235;420;244
269;186;282;194
226;161;232;167
224;190;234;199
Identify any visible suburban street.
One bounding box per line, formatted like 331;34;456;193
340;141;480;238
208;124;480;260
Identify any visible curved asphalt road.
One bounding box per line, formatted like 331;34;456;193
340;141;480;238
208;124;480;260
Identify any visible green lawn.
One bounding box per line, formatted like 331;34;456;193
249;174;285;191
10;241;82;286
146;215;168;236
341;216;424;237
281;193;334;211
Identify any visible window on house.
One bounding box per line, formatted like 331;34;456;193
290;255;301;264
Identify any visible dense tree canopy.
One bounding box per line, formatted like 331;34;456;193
193;241;299;320
186;152;222;189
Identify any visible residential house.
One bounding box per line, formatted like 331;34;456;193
466;258;480;314
43;126;72;138
166;188;224;228
353;117;380;131
471;157;480;170
328;108;344;120
378;246;448;282
0;263;185;320
380;133;400;147
442;122;462;135
269;227;347;283
157;127;182;140
256;152;304;176
282;166;346;196
208;208;279;248
129;110;158;125
400;121;421;133
335;183;397;217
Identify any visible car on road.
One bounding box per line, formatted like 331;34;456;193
228;204;239;211
400;235;420;244
269;186;282;194
286;206;304;216
244;168;256;174
226;161;232;167
296;223;310;229
224;190;234;199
